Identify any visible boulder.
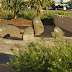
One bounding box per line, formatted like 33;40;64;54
54;27;63;39
0;25;20;38
23;26;34;41
32;16;44;35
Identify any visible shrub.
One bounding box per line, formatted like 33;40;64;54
0;10;13;20
6;13;13;20
1;10;72;25
40;12;48;20
18;11;37;20
56;11;72;17
47;11;54;19
17;11;55;25
7;35;72;72
40;11;54;26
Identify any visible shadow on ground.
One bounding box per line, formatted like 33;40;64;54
5;37;22;40
0;53;14;64
0;53;14;72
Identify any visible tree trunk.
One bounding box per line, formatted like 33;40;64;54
14;11;17;19
14;10;19;19
37;9;40;18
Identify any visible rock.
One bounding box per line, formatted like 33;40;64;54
54;27;63;39
23;26;34;41
32;16;44;35
0;19;2;21
0;25;20;38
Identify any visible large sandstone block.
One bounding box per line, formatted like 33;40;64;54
0;25;20;38
54;14;72;32
54;27;63;39
23;26;34;41
32;16;44;35
54;14;63;27
62;16;72;32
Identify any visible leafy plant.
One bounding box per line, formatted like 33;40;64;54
1;0;26;19
56;11;72;17
29;0;48;18
18;11;37;20
0;10;13;20
7;34;72;72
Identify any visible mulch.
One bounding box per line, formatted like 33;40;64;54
0;18;32;26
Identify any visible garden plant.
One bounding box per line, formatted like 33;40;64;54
1;0;29;19
7;33;72;72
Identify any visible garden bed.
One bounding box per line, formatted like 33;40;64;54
0;18;32;26
0;18;72;39
0;19;32;37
